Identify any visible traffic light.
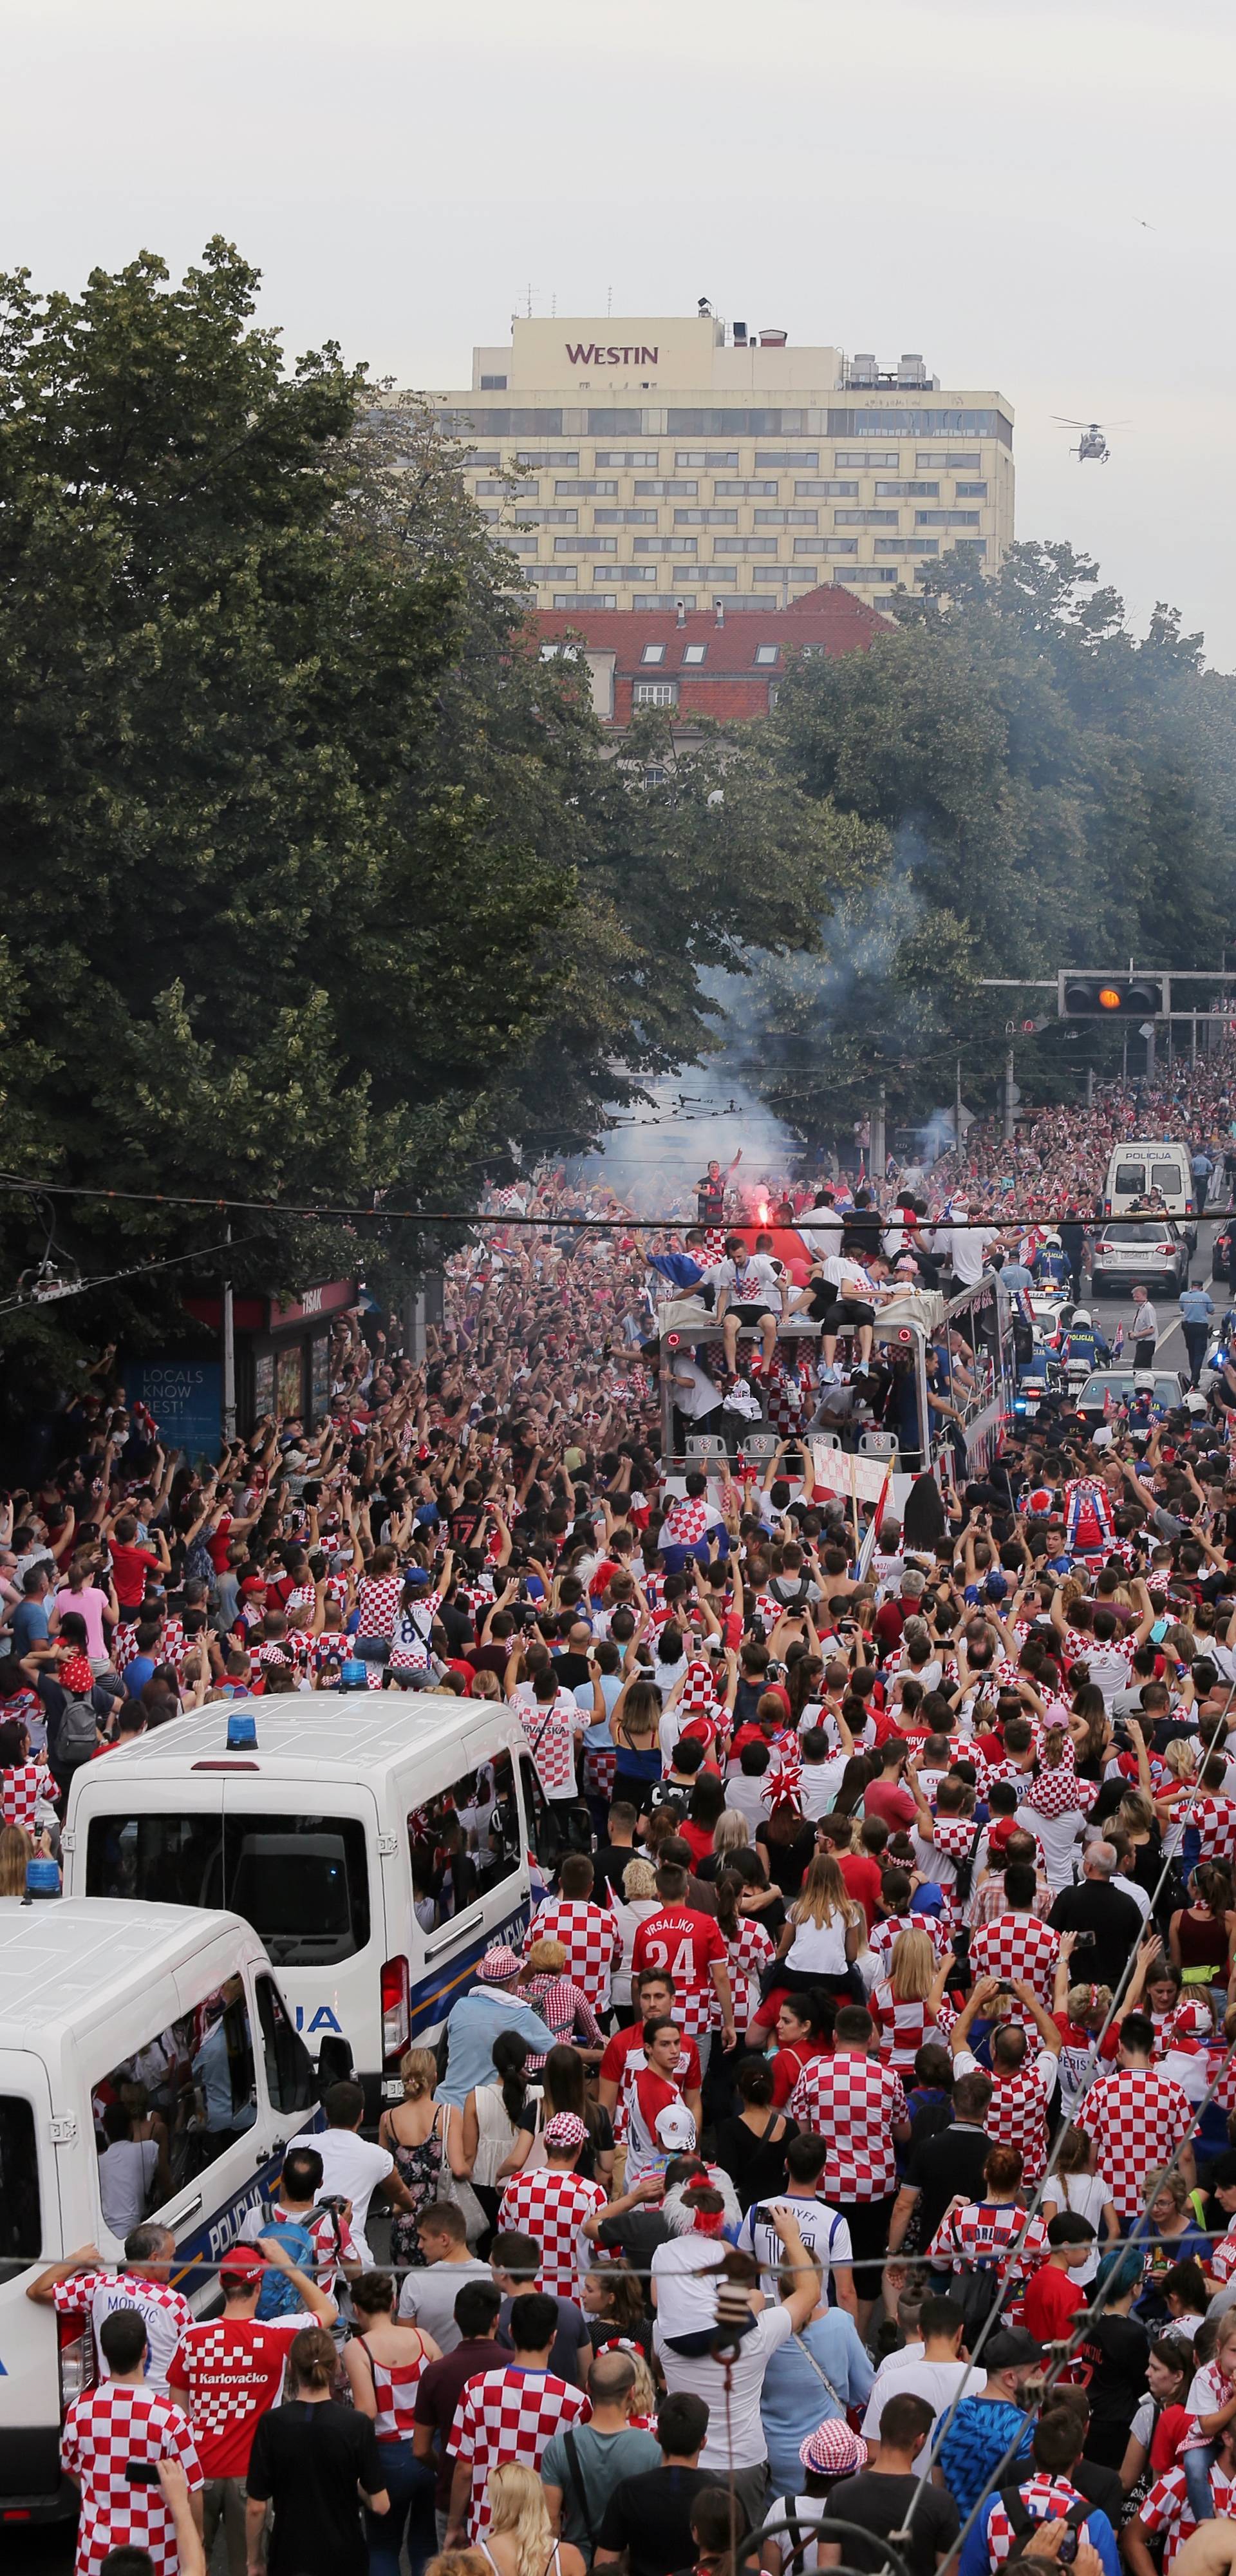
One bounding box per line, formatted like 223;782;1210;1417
1058;974;1163;1018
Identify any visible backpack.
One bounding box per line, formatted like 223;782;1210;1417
254;2217;319;2318
997;2486;1089;2544
55;1694;99;1770
950;1818;987;1906
952;2259;1008;2342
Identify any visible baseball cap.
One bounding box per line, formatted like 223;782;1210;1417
218;2244;269;2284
655;2103;697;2150
544;2112;588;2152
1170;1999;1213;2042
986;2326;1042;2371
1134;1370;1155;1391
799;2421;868;2477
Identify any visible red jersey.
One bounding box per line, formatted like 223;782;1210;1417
630;1904;727;2037
167;2316;303;2477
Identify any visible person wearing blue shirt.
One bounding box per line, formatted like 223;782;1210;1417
935;2326;1038;2519
639;1230;707;1300
1179;1279;1217;1387
436;1948;554;2108
1191;1148;1215;1214
957;2410;1121;2576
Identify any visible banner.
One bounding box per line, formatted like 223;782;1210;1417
807;1441;893;1506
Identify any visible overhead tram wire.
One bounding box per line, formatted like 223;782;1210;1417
0;1177;1206;1231
0;1229;268;1320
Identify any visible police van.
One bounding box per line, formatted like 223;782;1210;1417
0;1898;317;2526
62;1694;551;2117
1103;1139;1195;1218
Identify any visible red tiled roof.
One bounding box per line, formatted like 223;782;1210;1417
530;583;886;722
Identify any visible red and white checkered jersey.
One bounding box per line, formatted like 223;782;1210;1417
723;1916;775;2027
630;1904;729;2037
1;1758;57;1832
526;1897;621;2014
1210;2224;1236;2287
449;2365;588;2536
599;2022;702;2143
248;1636;295;1685
982;2474;1096;2568
787;2051;908;2201
53;2269;194;2391
311;1627;351;1672
61;2380;202;2576
167;2315;303;2479
870;1990;953;2076
867;1912;949;1974
971;1909;1060;2005
953;2048;1055;2182
112;1622;138;1671
1020;1768;1096;1824
496;2168;608;2298
1136;2464;1236;2568
389;1592;442;1674
1188;1797;1236;1864
1083;2066;1196;2217
926;2196;1051;2288
360;2335;433;2439
355;1571;402;1637
520;1694;583;1799
519;1971;604;2063
284;1583;317;1631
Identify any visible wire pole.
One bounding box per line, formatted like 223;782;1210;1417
221;1222;236;1444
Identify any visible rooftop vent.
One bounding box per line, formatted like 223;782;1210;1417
849;352;878;387
758;327;787;347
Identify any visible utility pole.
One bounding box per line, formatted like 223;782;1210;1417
955;1053;963;1151
1085;1065;1094;1108
871;1083;886;1177
1003;1046;1015;1142
221;1221;236;1445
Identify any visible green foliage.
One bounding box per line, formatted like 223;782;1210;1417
745;541;1236;1133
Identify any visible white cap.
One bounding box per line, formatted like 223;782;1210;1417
655;2103;698;2150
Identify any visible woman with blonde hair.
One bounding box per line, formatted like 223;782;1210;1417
379;2045;466;2271
769;1852;864;2003
482;2461;585;2576
870;1929;953;2076
0;1822;34;1896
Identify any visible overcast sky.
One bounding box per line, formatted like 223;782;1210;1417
8;0;1233;661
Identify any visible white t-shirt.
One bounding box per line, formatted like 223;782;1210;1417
670;1358;724;1421
799;1756;847;1819
707;1255;783;1313
735;2195;854;2300
1045;2170;1110;2284
651;2232;727;2339
784;1915;850;1976
861;2353;986;2437
97;2138;158;2239
287;2125;394;2265
397;2255;492;2350
657;2300;795;2468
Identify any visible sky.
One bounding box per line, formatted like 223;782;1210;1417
7;0;1236;659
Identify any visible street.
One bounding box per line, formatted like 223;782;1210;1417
1086;1208;1227;1381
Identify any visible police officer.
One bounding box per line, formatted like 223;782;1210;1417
1033;1232;1071;1289
1060;1307;1111;1370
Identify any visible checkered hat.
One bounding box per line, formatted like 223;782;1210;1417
800;2420;868;2476
1170;1999;1213;2043
544;2112;588;2152
479;1944;521;1984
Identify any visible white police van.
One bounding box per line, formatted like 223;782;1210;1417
62;1694;556;2117
0;1898;317;2528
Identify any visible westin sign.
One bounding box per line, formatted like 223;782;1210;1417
565;343;659;365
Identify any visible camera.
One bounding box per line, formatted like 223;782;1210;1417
1072;1930;1096;1949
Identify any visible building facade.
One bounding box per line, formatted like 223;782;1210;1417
411;311;1014;612
533;585;886;744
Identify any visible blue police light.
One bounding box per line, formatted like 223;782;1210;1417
227;1710;258;1750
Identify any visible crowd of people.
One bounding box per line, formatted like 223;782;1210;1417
13;1061;1236;2576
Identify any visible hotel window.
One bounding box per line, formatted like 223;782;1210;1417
674;509;738;526
874;538;940;555
479;374;507;390
834;452;899;468
594;509;659;525
953;538;988;554
824;539;859;555
834;567;899;584
476;480;539;497
675;451;738;468
682;644;707;664
634;536;695;554
515;508;578;524
954;482;988;498
875;482;939;498
556;592;613;608
608;564;658;582
542;568;576;583
594;451;658;466
755;453;819;471
633;680;678;706
915;510;980;527
834;510;899;527
561;536;617;553
713;481;778;497
556;480;617;496
634;481;698;497
713;536;779;554
503;453;579;469
755;509;818;526
796;481;858;498
915;451;980;469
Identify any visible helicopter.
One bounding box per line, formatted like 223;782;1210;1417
1053;416;1129;464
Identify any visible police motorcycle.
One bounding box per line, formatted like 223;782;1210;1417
1058;1306;1111;1398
